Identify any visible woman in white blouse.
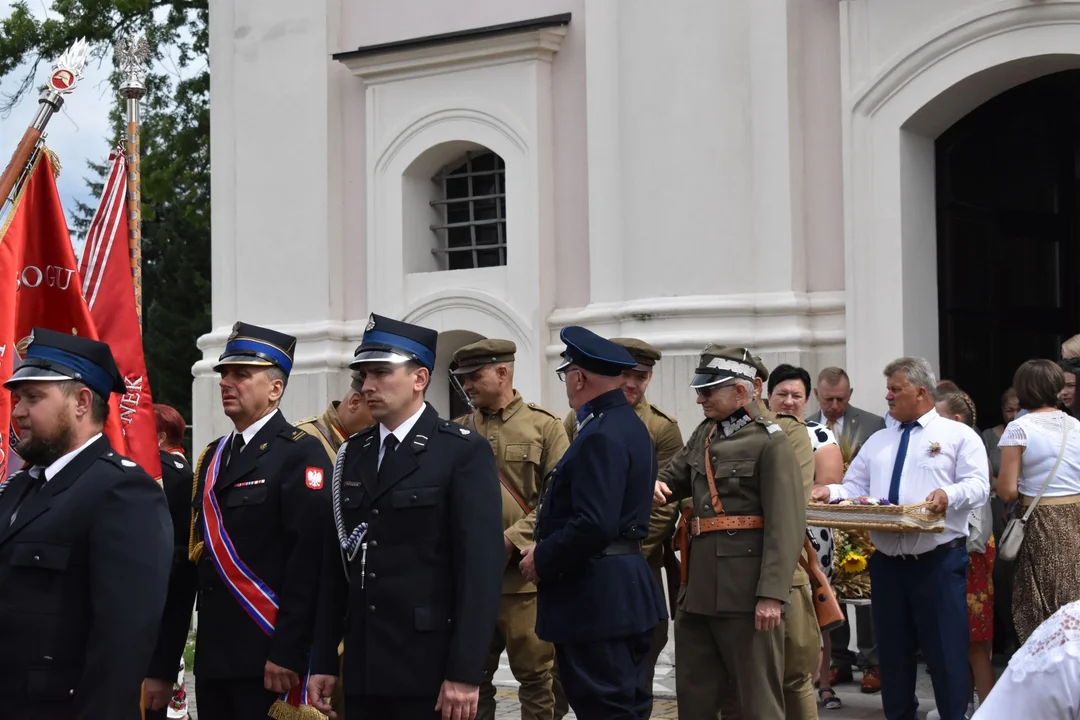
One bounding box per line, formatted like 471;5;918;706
768;364;845;710
973;598;1080;719
997;359;1080;644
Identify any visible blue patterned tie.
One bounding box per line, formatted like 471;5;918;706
887;422;916;505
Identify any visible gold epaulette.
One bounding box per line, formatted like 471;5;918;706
188;443;213;564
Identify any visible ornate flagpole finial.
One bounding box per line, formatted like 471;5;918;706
45;37;89;96
115;31;150;101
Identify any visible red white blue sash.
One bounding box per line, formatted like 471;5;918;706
202;435;279;634
202;435;317;712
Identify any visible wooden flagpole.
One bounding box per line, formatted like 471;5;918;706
116;33;150;331
0;39;89;215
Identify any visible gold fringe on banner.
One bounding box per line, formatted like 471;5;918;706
268;699;328;720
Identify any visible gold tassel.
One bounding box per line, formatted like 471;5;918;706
188;444;213;563
43;146;62;179
267;700;328;720
296;705;330;720
267;699;297;720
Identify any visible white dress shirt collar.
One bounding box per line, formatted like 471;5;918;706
232;408;280;446
380;402;427;449
30;432;103;483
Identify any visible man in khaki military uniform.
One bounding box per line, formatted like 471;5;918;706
655;346;805;719
716;353;819;720
451;339;570;720
295;370;376;455
294;370;374;717
562;338;683;716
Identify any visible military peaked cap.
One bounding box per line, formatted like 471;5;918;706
214;322;297;376
610;337;661;372
5;327;124;397
691;345;761;390
351;313;437;371
451;339;516;375
557;326;637;377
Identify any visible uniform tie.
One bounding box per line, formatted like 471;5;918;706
10;472;46;526
227;434;246;469
887;422;917;505
378;435;399;484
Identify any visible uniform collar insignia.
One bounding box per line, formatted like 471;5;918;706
719;408;753;438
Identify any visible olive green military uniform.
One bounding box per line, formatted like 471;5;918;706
718;401;819;720
295;400;351;717
658;347;806;720
562;337;684;715
452;340;570;720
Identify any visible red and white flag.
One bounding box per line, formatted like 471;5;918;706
0;149;128;477
78;147;161;481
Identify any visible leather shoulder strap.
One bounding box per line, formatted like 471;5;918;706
467;412;532;515
704;426;725;515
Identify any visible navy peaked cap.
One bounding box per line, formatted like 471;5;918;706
557;326;637;377
215;322;297;376
4;327;124;397
351;313;437;371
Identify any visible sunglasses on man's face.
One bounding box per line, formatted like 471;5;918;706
695;383;735;399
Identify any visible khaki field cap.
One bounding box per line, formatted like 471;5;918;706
609;338;661;372
450;339;517;375
691;345;760;390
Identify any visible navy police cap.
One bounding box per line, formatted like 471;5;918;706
214;322;297;376
4;327;124;398
557;326;637;377
351;314;437;372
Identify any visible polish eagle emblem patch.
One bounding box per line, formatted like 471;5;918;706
305;467;325;490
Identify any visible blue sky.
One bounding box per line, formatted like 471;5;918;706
0;1;148;254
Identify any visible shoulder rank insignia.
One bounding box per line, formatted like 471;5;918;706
766;423;782;435
290;429;307;441
459;428;470;435
174;460;184;469
121;459;137;467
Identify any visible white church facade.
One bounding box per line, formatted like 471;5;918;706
194;0;1080;445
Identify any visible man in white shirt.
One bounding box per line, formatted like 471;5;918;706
812;357;989;720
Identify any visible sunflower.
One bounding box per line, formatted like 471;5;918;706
841;551;867;574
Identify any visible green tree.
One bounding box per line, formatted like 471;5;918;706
0;1;210;431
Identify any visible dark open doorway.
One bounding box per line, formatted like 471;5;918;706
936;70;1080;426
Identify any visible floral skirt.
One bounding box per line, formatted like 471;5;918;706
967;535;995;642
1013;502;1080;644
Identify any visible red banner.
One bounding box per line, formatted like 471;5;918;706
0;150;127;478
79;148;161;481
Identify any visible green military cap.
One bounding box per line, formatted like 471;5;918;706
691;345;762;390
451;338;517;375
610;337;661;372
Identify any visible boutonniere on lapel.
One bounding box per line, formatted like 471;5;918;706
928;441;942;458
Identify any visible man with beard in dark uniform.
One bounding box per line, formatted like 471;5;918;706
0;328;172;719
308;314;504;720
149;322;332;720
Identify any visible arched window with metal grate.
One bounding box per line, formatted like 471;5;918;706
430;151;507;270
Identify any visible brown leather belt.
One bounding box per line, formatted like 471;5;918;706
691;514;765;535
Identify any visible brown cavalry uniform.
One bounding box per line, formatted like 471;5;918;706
659;346;806;720
452;339;570;720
